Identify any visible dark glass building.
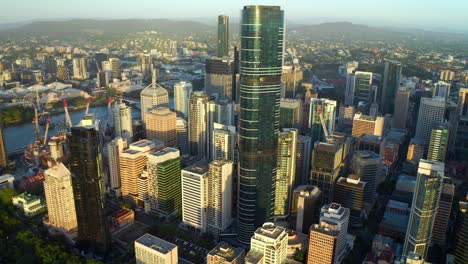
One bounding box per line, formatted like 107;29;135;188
381;60;402;115
237;5;284;244
70;125;110;254
217;15;229;58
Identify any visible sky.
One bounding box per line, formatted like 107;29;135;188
2;0;468;32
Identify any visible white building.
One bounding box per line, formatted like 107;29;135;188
181;160;209;232
207;160;233;235
72;57;87;80
12;192;46;217
140;69;169;124
113;101;133;143
250;223;288;264
320;203;350;263
107;137;127;197
174;81;193;119
415;97;446;146
135;233;178;264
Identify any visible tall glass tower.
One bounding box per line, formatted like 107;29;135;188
217;15;229;58
237;5;284;244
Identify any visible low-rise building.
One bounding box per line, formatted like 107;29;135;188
12;192;46;217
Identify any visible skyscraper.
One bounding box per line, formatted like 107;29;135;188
207;160;233;235
147;148;181;216
291;185;321;234
208;98;235;158
274;128;298;218
43;163;78;232
107;137;127;197
307;222;339;264
212;123;236;162
308;98;337;143
295;135;312;186
392;87;410;129
333;175;366;227
432;177;454;247
351;151;382;203
351;113;385;138
279;98;303;130
320;203;350;263
113;101;133;143
140;70;169;124
174;81;193;119
433;81;451;99
415;97;446;146
188;91;209;159
237;5;285;244
205;58;234;99
70;124;110;254
352;71;373;107
145;107;177;147
381;60;402;115
135;233;178;264
217;15;229;58
427;124;449;162
72;57;87;80
456;88;468;160
249;223;288;264
56;65;70;81
109;57;120;79
403;160;443;258
454;197;468;264
176;117;189;155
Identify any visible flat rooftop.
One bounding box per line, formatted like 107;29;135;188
182;160;209;175
208;242;244;262
135;233;177;254
254;223;285;240
130;139;154;148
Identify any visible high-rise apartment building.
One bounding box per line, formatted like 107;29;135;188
238;5;284;244
310;141;344;205
250;223;288;264
176;117;189;155
295;135;312;186
351;113;385;138
70;124;110;254
433;81;451;99
274;128;298;218
427;124;449;162
279;98;303;130
291;185;321;234
56;65;70;81
208;98;235;159
207;160;233;235
432;177;454;247
43;163;78;232
333;175;366;227
217;15;229;58
145;107;177;147
381;60;402;115
174;81;193;119
72;57;87;80
415;97;446;146
307;222;339;264
454;197;468;264
147;148;181;216
181;160;210;232
113;101;133;143
141;70;169;124
351;151;382;203
439;70;455;81
205;59;234;99
120;140;157;204
188;92;209;159
392;87;410;129
403;160;443;258
207;241;245;264
107;137;127;197
135;233;178;264
212;123;236;162
96;71;109;88
320;203;350;263
109;57;120;79
308;98;337;143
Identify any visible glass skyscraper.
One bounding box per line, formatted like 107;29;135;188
237;5;284;244
381;60;402;115
217;15;229;58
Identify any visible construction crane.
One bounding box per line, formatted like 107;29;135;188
43;115;51;146
62;99;73;129
33;103;40;140
317;105;334;143
85;97;92;116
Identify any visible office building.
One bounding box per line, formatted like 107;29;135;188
456;88;468;160
320;203;349;263
207;160;233;235
174;81;193;119
338;105;355;129
392;87;410;129
145;107;177;147
140;54;152;76
415;97;446;146
141;69;169;124
280;98;303;130
97;71;109;88
188;92;209;159
181;160;210;232
407;138;425;163
352;113;384;138
205;58;234;99
135;233;178;264
45;55;57;75
308;98;337;143
379;200;410;240
250;223;288;264
109;57;120;79
333;175;366;227
310;141;344;205
176;117;189;155
70;124;110;254
43;163;78;232
274;128;298;218
113;101;133;143
212;123;236;162
291;185;321;234
217;15;229;58
107;137;127;197
282;66;303;99
120;140;157;204
454;197;468;264
440;70;454;81
381;60;402;115
403;160;443;258
351;71;373;107
307;222;339;264
427;124;449;162
0;122;7;168
72;57;87;80
147;148;181;216
238;5;284;244
295;135;312;186
351;151;382;203
208;98;235;158
432;178;454;247
56;65;69;81
207;241;245;264
433;81;451;99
